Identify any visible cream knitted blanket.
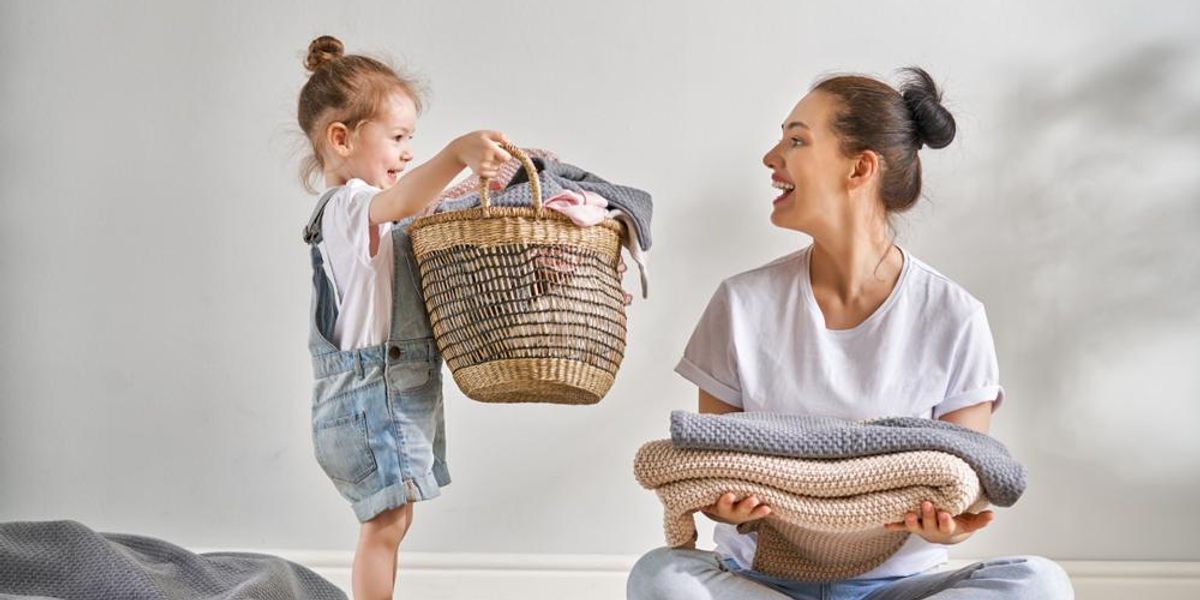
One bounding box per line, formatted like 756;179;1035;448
634;441;988;581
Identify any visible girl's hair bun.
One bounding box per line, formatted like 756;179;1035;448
305;35;345;73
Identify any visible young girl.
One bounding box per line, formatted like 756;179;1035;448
296;35;510;599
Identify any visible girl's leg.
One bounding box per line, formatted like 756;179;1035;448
626;547;799;600
352;503;414;600
862;555;1073;600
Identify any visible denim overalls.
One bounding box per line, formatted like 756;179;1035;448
302;188;450;523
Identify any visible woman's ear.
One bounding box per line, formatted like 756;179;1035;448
325;122;352;158
847;150;881;191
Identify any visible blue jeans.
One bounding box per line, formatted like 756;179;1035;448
304;194;450;523
627;547;1074;599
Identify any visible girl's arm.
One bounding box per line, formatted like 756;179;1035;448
368;131;509;225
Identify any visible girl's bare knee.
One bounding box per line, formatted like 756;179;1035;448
360;504;413;546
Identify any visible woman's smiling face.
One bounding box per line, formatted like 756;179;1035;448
762;90;856;235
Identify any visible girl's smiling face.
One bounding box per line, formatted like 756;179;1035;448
327;91;417;189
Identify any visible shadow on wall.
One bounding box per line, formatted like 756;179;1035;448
958;42;1200;482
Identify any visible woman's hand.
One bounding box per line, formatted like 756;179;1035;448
884;501;994;545
698;493;772;525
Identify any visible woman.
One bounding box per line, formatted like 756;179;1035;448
626;68;1073;599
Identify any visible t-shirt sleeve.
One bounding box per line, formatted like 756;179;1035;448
321;180;388;264
674;281;744;407
934;306;1006;418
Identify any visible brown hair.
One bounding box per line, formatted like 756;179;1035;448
296;35;426;192
812;67;956;213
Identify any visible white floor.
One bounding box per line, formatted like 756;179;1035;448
258;550;1200;599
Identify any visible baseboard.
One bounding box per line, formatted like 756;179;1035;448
226;550;1200;599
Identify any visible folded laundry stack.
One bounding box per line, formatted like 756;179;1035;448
634;411;1026;581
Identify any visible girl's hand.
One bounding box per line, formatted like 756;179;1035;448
698;493;772;525
451;130;512;180
884;501;994;545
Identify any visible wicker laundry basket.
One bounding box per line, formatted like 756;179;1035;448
408;143;627;404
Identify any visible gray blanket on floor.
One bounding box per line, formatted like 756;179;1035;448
669;411;1026;506
0;520;346;600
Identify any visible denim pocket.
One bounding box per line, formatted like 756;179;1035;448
386;360;439;394
313;412;378;485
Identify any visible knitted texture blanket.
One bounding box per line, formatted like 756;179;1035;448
430;147;561;208
427;157;654;251
634;442;987;581
670;411;1026;506
0;520;346;599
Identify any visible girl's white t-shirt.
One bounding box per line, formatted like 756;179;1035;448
674;244;1005;579
319;178;394;350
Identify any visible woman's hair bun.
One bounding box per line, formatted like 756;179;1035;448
899;67;956;149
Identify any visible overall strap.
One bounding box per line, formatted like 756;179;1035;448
304;187;345;352
302;187;342;245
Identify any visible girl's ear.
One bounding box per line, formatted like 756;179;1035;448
326;122;352;157
847;149;880;191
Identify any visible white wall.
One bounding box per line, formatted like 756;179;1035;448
2;0;1198;567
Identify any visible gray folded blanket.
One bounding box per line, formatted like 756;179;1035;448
427;158;654;251
670;411;1026;506
0;520;346;600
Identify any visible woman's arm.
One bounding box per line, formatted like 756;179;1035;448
887;398;1000;543
693;389;769;535
938;400;993;434
698;389;742;414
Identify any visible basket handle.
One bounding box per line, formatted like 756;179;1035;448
480;142;544;214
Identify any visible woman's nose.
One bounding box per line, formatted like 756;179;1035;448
762;144;779;169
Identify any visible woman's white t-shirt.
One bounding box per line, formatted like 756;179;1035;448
318;178;394;350
674;244;1005;579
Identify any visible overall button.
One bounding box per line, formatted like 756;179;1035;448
388;345;402;360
